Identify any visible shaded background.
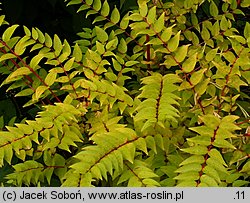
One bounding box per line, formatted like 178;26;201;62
1;0;91;43
1;0;137;42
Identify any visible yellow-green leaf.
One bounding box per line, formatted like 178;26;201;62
0;53;16;62
110;6;120;24
174;45;189;63
45;72;57;86
190;69;206;86
161;27;172;42
181;145;208;155
182;53;197;73
9;67;31;79
154;13;165;33
2;25;19;42
210;1;219;17
139;0;148;17
147;6;156;24
167;31;180;52
93;0;101;11
206;48;218;62
72;43;82;62
101;0;110;17
95;26;108;42
64;57;75;71
53;34;63;56
34;86;48;100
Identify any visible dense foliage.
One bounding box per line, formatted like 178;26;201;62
0;0;249;187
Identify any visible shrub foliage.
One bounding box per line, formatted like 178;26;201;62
0;0;249;186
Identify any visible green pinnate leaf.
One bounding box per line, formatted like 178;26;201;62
200;174;218;186
206;48;218;62
175;163;202;173
53;34;63;56
2;25;19;42
244;22;250;39
181;146;208;155
110;7;120;24
210;1;219;17
167;31;180;52
190;69;206;86
120;13;130;29
95;26;108;42
142;178;160;186
203;165;221;183
15;88;33;98
121;143;135;164
201;27;210;41
174;45;189;63
139;0;148;17
147;6;156;24
31;28;38;40
208;149;227;166
213;139;236;149
34;86;48;101
45;33;53;47
101;0;110;17
240;161;250;173
187;136;211;146
30;54;45;69
4;147;13;165
85;0;94;5
220;15;229;31
161;26;172;42
180;155;205;166
0;53;16;62
191;12;198;26
201;115;220;129
45;72;57;86
93;0;101;11
72;43;82;62
6;67;31;82
182;53;197;73
77;4;89;13
64;57;75;71
118;38;127;53
154;13;165;33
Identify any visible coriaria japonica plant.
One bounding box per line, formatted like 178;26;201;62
0;0;249;187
